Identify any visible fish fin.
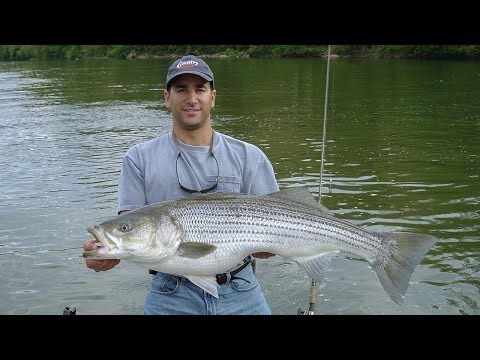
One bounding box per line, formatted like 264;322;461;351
270;187;333;214
177;242;216;259
373;232;438;305
296;251;339;284
185;275;219;298
129;253;168;263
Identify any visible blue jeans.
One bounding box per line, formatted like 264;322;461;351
144;263;271;315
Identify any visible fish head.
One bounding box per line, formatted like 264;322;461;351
84;209;182;262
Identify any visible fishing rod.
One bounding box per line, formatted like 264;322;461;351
298;45;332;316
63;306;77;315
318;44;331;203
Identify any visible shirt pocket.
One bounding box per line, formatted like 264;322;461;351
208;175;241;193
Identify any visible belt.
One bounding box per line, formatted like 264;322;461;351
148;257;251;285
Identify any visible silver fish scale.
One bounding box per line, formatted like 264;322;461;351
168;196;392;263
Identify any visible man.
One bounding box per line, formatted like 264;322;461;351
84;54;279;314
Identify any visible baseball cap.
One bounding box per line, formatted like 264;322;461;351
165;55;214;89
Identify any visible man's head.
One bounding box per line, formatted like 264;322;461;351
165;55;214;91
164;55;216;131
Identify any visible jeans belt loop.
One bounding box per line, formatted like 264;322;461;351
149;256;251;285
215;257;251;285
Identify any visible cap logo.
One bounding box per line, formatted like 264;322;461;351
177;60;199;69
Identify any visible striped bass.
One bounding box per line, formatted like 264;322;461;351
84;187;438;304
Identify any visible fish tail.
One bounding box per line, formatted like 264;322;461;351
373;232;438;305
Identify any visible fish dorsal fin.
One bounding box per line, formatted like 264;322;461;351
177;242;216;259
185;275;219;298
269;187;332;214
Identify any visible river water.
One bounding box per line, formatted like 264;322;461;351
0;58;478;315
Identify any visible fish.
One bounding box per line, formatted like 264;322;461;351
84;187;438;304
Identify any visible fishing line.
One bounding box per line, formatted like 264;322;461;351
318;44;332;204
0;246;83;256
299;45;333;316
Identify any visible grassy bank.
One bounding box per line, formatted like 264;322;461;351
1;45;479;61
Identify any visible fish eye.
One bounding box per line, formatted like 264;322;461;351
119;223;129;232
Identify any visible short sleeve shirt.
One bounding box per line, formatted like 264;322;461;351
117;131;279;213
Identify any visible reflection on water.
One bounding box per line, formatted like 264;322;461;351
0;58;478;315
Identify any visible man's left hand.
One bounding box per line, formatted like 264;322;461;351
251;252;275;259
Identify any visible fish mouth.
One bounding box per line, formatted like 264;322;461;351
85;226;120;258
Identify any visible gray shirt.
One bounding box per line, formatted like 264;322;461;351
118;130;279;213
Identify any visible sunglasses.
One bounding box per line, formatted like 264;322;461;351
175;151;219;194
173;130;219;194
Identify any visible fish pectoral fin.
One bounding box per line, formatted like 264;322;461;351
296;251;339;284
185;275;219;298
177;242;216;259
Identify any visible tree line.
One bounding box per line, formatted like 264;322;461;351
1;45;479;61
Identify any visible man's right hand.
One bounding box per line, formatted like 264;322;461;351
84;239;120;272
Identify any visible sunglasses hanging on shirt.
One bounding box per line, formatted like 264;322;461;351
173;131;219;194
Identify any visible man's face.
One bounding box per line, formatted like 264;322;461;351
164;74;216;130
